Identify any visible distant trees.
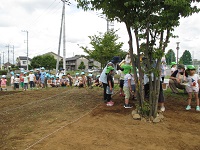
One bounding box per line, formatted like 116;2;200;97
165;49;176;65
179;50;192;65
31;54;56;70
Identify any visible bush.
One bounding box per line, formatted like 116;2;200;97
0;70;8;75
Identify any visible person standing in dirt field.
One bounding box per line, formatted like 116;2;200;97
40;67;46;88
106;66;115;106
122;65;133;108
29;70;35;89
19;71;24;89
35;69;41;89
185;65;200;111
99;56;123;102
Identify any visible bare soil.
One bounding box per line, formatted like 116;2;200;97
0;88;200;150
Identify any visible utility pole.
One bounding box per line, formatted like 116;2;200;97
22;30;29;70
56;0;70;73
5;45;10;64
2;51;4;69
12;45;14;65
0;53;1;70
176;42;180;64
63;0;66;73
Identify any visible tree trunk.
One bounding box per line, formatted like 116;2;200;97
124;22;143;109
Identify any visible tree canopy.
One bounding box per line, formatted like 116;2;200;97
165;49;176;65
31;54;56;70
179;50;192;65
78;61;86;70
80;30;126;68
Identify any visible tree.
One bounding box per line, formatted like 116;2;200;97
80;30;125;68
31;54;56;70
165;49;176;65
76;0;200;119
78;61;86;70
179;50;192;65
31;55;43;69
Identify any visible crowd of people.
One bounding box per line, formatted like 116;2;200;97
99;56;200;112
1;55;200;112
0;67;101;91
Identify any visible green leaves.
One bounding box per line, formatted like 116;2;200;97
80;30;125;68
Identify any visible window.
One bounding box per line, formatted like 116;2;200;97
22;61;27;65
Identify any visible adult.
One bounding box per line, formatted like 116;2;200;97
169;64;188;94
99;56;123;102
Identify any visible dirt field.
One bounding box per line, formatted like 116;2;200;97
0;87;200;150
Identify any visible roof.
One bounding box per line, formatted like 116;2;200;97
66;55;82;61
43;52;62;58
18;56;31;61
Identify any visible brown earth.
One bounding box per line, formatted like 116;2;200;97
0;88;200;150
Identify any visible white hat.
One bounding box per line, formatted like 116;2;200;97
2;75;6;78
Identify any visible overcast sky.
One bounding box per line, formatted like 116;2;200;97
0;0;200;64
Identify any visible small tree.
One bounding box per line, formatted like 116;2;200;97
31;54;56;70
179;50;192;65
165;49;176;65
78;61;86;70
81;30;125;68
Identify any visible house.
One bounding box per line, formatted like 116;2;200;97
65;55;101;71
3;62;12;70
16;56;31;69
43;52;63;62
88;58;101;69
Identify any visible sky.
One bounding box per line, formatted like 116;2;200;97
0;0;200;64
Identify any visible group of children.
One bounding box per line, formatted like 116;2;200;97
100;56;200;112
0;67;101;91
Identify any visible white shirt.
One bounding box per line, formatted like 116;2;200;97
124;74;132;87
171;67;176;74
29;74;35;81
14;78;20;83
118;70;125;80
125;54;131;64
99;62;116;84
23;76;29;83
11;76;15;84
187;74;199;88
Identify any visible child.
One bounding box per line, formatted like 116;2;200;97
92;75;101;87
74;73;80;87
40;67;46;88
29;70;35;89
106;66;115;106
14;74;20;90
10;72;15;90
185;65;200;111
123;65;133;108
87;74;93;88
35;69;41;89
67;73;73;86
118;69;125;97
20;71;24;89
55;76;60;87
60;75;68;87
23;72;29;91
50;76;56;87
1;75;7;90
79;72;87;88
